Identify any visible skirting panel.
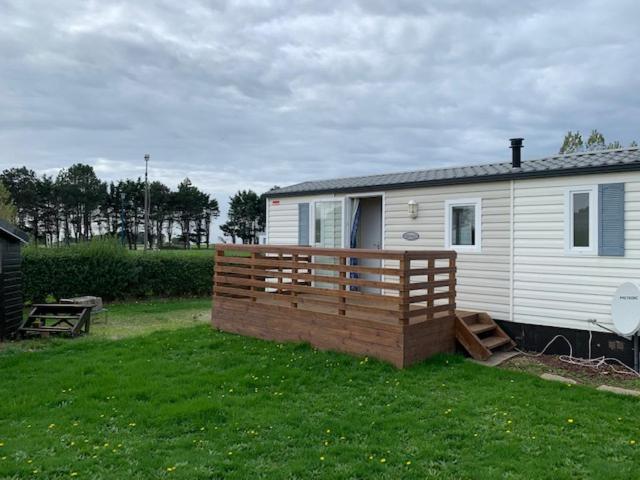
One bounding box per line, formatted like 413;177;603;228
212;297;456;368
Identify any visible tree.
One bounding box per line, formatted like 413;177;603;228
559;131;584;154
56;164;106;243
0;183;16;223
172;178;211;248
221;190;264;244
37;175;61;246
149;181;172;248
0;167;40;239
586;129;606;151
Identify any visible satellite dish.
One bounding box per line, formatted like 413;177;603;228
611;282;640;336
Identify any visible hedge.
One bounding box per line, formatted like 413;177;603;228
22;240;215;302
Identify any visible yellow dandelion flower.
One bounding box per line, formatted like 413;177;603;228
380;458;386;463
368;456;373;460
70;473;78;477
320;456;325;461
48;424;55;429
326;429;331;433
128;423;136;427
228;451;233;456
405;460;412;465
631;440;636;445
0;443;3;447
27;459;33;464
567;419;574;424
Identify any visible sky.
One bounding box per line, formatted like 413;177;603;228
1;0;639;240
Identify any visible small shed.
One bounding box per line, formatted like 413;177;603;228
0;219;28;340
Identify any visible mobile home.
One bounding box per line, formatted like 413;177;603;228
264;140;640;364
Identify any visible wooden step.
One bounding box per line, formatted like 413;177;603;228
481;335;511;350
469;323;496;335
458;311;479;324
30;315;81;320
455;310;516;361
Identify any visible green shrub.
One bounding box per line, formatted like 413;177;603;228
22;239;214;302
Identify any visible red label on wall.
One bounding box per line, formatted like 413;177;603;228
271;200;280;205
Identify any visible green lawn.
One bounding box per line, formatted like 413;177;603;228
1;301;639;479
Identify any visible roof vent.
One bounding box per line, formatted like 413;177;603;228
510;138;524;170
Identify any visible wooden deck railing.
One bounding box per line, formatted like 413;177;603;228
213;245;456;325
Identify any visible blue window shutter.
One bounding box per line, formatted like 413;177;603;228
298;203;310;245
598;183;624;256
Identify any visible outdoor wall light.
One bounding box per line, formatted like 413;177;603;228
408;200;418;219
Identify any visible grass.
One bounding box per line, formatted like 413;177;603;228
1;301;640;479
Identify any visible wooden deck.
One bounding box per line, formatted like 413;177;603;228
212;244;457;368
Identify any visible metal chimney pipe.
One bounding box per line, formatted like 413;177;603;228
510;138;524;169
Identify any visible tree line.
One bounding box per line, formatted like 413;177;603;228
559;129;637;154
0;164;220;248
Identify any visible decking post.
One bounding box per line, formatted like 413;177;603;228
277;252;283;294
338;255;346;316
448;254;456;316
398;254;410;325
292;253;299;308
250;251;257;302
427;257;435;321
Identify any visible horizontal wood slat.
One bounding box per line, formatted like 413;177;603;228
215;275;400;304
218;255;402;276
217;264;400;290
217;243;457;260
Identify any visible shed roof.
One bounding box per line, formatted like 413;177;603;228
0;219;29;244
266;147;640;197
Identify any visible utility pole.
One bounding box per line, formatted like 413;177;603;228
144;153;150;251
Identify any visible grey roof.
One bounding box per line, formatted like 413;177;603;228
0;219;28;244
266;147;640;197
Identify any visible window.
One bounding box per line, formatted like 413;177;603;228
314;201;343;247
445;198;481;252
565;186;598;255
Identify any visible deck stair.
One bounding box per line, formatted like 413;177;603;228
455;310;515;361
19;304;92;338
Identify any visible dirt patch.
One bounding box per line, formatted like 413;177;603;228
502;353;640;388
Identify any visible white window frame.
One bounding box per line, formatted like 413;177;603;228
444;198;482;253
564;185;598;256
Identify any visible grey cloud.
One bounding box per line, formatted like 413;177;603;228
1;0;639;238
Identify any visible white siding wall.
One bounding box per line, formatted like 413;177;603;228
513;172;640;332
266;194;338;245
384;182;511;320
